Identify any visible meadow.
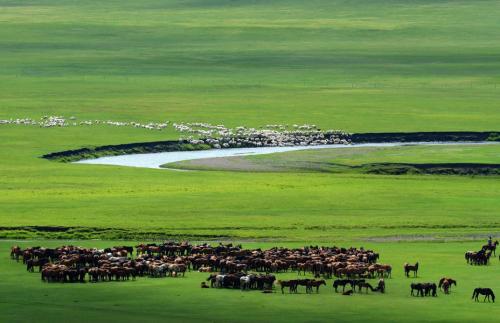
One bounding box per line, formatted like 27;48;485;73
1;240;499;323
1;0;500;321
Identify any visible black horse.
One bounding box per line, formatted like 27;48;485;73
423;283;437;297
404;262;419;277
411;283;424;297
333;279;351;292
472;288;495;302
376;279;386;293
482;240;498;256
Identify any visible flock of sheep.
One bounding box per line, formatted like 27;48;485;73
1;115;351;149
0;116;169;130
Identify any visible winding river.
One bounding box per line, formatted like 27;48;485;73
74;141;499;169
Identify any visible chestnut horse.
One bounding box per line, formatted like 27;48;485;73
439;278;457;294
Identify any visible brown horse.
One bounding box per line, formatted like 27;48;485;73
439;278;457;294
472;288;495;302
306;280;326;293
404;262;419;277
278;280;298;294
10;246;22;261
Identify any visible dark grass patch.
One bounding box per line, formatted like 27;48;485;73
356;163;500;176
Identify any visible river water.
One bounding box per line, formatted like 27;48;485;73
74;141;498;169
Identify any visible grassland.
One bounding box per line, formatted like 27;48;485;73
1;0;500;131
1;240;499;323
1;0;500;241
1;0;500;321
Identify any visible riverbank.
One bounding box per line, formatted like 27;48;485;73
43;131;500;163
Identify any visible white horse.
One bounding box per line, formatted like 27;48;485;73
240;275;252;291
215;275;225;288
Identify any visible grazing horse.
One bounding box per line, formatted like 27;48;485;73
468;250;492;266
333;279;351;293
404;262;419;277
423;283;437;297
439;278;457;294
306;280;326;293
357;282;376;293
472;288;495;302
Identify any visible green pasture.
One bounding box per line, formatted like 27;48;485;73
1;1;500;321
0;0;499;239
1;240;499;323
2;127;500;240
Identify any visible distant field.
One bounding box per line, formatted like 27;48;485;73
1;0;500;131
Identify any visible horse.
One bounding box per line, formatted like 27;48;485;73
342;290;353;296
306;280;326;293
469;250;491;266
357;282;376;293
297;279;311;293
472;288;495;302
404;262;419;277
423;283;437;297
278;280;298;294
438;278;457;294
333;279;351;293
349;279;365;291
26;258;49;272
482;241;499;256
10;246;22;261
411;283;424;297
240;275;256;291
376;279;385;293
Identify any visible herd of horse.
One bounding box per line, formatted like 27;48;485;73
9;241;496;303
10;243;389;283
465;240;498;265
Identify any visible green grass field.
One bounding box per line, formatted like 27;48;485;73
1;0;500;321
1;240;499;323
